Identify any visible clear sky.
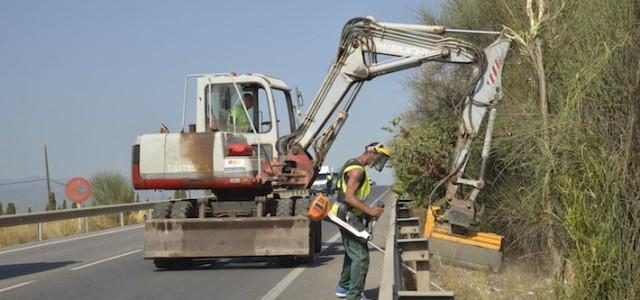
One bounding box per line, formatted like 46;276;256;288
0;0;443;208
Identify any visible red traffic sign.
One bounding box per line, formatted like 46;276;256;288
65;177;92;204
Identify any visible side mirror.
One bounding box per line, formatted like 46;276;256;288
295;87;304;107
294;87;304;126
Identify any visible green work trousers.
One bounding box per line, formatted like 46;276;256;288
338;215;369;300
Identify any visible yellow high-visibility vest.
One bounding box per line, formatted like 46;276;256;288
333;159;370;216
228;105;250;132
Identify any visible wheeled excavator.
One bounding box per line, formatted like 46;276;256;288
131;17;510;269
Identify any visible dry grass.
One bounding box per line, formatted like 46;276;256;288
0;224;38;248
429;255;555;300
410;205;554;299
0;210;148;249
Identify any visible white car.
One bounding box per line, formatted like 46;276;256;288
311;166;334;194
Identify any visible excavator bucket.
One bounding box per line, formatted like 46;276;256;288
144;216;313;258
424;207;503;271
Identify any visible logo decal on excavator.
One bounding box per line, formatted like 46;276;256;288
224;158;247;171
486;58;502;86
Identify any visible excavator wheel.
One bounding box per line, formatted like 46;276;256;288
170;200;194;219
298;196;322;255
313;221;322;253
294;197;310;216
294;196;321;252
153;258;194;270
276;198;293;217
151;202;173;219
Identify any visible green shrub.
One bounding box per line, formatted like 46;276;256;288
391;122;455;207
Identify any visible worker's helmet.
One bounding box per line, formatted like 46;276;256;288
366;142;392;172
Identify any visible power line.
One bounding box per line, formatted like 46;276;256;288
0;178;47;186
0;178;69;187
51;179;67;186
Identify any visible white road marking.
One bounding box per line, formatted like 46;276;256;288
70;249;142;271
0;225;144;256
0;280;36;293
261;188;391;300
262;233;341;300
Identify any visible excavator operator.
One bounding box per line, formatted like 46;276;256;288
332;142;391;300
228;93;255;132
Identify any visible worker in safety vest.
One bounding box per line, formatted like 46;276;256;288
228;93;255;132
326;173;333;195
332;142;391;300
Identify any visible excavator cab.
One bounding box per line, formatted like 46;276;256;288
132;74;298;192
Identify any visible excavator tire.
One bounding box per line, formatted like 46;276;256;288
170;200;194;219
298;196;322;253
151;202;172;219
153;258;194;270
296;196;322;254
276;198;293;217
312;219;322;253
294;197;310;216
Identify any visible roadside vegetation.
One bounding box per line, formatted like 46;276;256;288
390;0;639;298
0;212;147;248
0;171;146;249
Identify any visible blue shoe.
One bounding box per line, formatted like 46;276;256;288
335;286;348;298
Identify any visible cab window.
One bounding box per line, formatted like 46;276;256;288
204;83;272;133
272;89;295;136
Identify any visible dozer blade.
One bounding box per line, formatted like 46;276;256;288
144;216;311;258
424;207;503;271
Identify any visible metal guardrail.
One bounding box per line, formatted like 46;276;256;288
0;199;174;242
379;196;399;300
0;201;168;227
379;198;455;300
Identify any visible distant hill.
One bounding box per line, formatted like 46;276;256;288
0;179;56;212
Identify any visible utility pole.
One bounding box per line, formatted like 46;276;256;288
44;144;52;208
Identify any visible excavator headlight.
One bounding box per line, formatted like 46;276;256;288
228;144;253;156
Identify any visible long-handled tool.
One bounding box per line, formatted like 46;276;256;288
308;194;383;240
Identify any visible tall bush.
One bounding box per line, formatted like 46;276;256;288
393;0;640;297
90;171;135;206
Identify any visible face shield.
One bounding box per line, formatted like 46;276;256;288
372;153;389;172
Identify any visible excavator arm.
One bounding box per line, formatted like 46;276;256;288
281;17;488;157
276;17;510;233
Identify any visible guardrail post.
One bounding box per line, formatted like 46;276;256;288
383;198;446;299
37;222;43;241
379;198;397;300
119;212;125;227
84;217;89;233
398;239;430;291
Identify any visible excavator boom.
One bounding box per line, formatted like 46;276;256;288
278;17;510;235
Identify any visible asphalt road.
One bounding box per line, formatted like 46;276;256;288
0;186;393;300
